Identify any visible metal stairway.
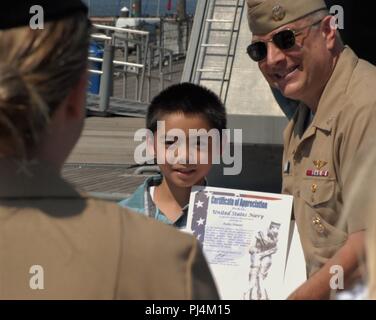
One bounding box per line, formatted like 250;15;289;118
182;0;245;103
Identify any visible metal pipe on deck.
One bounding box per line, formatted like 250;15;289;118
99;42;114;113
177;0;187;20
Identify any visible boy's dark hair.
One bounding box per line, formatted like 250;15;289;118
146;83;227;132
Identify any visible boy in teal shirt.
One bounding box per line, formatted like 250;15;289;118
119;83;227;229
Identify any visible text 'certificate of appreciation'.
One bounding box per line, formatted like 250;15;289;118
186;186;294;300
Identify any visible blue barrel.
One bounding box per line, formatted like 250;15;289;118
88;42;104;94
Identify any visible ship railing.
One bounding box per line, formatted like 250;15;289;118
87;24;150;112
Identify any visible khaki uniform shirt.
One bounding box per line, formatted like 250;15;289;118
0;159;219;299
282;47;376;276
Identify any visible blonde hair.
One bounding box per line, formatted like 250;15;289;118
0;13;90;158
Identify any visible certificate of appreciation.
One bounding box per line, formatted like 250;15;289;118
186;186;298;300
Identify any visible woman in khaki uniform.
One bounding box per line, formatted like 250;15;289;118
0;1;218;299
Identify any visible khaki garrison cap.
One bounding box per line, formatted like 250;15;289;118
247;0;327;35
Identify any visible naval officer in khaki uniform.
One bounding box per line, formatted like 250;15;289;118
0;0;219;299
246;0;376;299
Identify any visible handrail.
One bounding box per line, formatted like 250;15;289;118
88;69;103;75
88;57;144;69
93;24;149;36
91;34;112;41
88;23;149;107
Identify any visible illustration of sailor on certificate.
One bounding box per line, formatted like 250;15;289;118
244;221;280;300
185;186;297;300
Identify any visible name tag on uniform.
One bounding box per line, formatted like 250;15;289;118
306;169;329;177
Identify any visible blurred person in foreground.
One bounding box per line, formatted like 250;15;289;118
0;1;218;299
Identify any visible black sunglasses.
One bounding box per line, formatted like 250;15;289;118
246;20;322;62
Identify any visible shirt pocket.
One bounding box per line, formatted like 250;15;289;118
300;178;347;248
300;178;336;206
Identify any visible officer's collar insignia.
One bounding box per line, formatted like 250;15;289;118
313;160;328;170
272;5;286;21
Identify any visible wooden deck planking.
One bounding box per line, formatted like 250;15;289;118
63;117;154;200
67;117;145;165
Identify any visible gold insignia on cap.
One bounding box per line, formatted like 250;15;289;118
272;5;286;21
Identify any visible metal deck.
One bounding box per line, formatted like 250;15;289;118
86;94;148;117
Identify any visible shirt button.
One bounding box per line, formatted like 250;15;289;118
316;224;325;234
312;216;321;225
